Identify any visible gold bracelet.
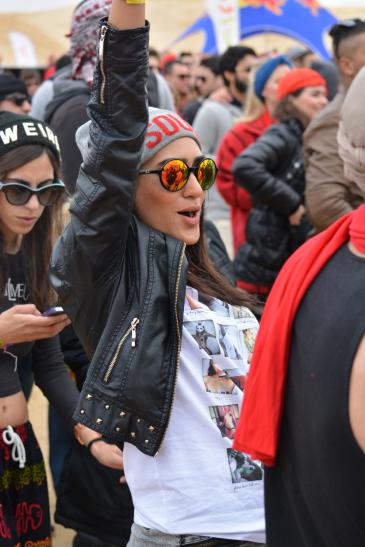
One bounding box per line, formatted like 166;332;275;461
125;0;145;4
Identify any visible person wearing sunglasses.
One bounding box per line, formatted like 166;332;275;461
0;110;80;545
51;1;265;546
162;59;192;113
181;56;223;126
305;18;365;232
0;73;31;114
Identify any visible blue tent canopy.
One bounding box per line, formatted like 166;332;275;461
174;0;337;59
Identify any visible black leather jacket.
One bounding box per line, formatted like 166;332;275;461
51;21;189;457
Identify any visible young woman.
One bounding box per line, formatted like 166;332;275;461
0;111;79;545
232;67;328;294
51;1;265;545
216;55;292;265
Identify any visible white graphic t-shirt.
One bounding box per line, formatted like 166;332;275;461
123;287;265;542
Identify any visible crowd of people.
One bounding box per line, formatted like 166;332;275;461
0;0;365;545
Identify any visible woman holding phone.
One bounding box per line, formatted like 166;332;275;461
0;111;79;545
52;1;265;545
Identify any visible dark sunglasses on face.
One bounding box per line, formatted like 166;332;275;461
139;158;218;192
4;93;28;107
0;178;65;206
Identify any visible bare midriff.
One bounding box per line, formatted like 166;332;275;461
0;392;28;429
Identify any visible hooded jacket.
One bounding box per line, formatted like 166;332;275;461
46;78;90;193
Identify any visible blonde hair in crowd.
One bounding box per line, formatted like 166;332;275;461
240;61;267;123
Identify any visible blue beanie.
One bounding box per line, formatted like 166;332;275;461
254;55;292;102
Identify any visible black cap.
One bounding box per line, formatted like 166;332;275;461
0;111;60;162
0;73;27;101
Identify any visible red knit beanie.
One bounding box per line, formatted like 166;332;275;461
276;67;327;101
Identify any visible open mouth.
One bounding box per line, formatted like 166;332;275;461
178;210;199;218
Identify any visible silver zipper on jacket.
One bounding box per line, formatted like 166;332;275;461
156;243;186;452
99;25;108;104
103;318;140;383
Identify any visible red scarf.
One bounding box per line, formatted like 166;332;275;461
233;205;365;466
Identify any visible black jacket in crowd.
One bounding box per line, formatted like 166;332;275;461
232;117;310;289
50;20;191;456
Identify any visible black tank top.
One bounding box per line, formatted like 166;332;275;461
265;244;365;547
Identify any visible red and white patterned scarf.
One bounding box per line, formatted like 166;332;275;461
68;0;112;86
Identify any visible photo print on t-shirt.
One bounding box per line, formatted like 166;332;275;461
225;368;247;391
231;306;256;321
241;327;258;364
227;449;263;483
202;358;240;395
218;324;242;360
184;320;221;356
209;404;240;440
205;297;231;317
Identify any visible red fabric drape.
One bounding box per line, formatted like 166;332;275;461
233;205;365;466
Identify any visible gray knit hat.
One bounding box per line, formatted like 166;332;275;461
76;107;201;167
142;107;201;165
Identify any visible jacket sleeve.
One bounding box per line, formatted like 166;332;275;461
232;125;302;217
32;335;79;426
50;20;149;349
304;103;353;231
216;129;252;211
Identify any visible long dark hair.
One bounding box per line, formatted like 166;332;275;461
186;208;258;310
0;145;64;310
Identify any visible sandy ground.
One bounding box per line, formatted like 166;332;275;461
29;386;76;547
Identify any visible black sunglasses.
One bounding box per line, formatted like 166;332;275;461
4;93;28;107
0;178;65;206
139;158;217;192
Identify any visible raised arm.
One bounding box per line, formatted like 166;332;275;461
109;0;145;29
51;0;149;352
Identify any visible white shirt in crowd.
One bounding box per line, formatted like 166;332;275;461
123;287;265;543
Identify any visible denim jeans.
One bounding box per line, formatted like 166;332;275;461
127;523;266;547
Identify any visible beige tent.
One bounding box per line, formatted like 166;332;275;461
0;0;364;68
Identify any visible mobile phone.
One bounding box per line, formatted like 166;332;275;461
42;306;65;317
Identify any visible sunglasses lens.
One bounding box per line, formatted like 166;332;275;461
38;187;61;206
197;158;217;190
5;186;30;205
161;160;189;192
